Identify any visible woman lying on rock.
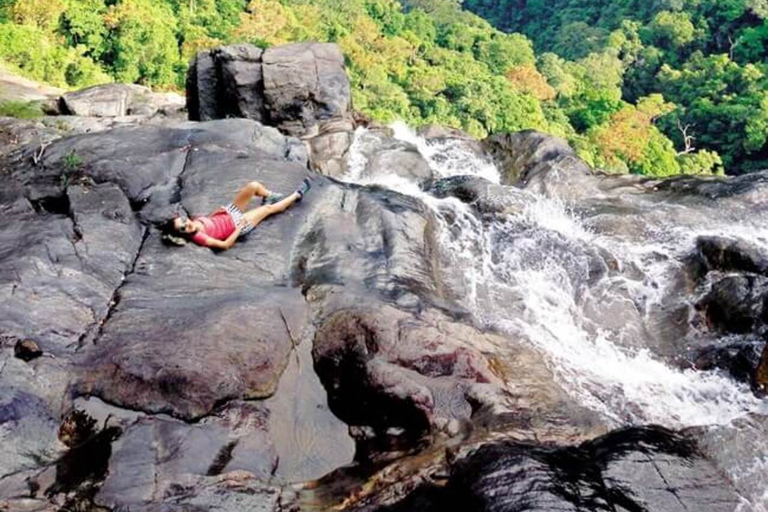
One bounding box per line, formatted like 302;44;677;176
164;178;311;250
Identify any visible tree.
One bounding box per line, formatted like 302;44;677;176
10;0;65;30
645;11;696;48
106;0;181;87
554;21;609;60
59;0;108;59
506;65;556;101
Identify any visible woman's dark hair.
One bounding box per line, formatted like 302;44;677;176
160;215;189;246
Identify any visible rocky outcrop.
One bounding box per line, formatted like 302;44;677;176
262;43;351;137
0;67;63;102
306;117;356;177
425;175;534;215
187;42;358;178
483;130;592;186
691;236;768;278
312;303;606;459
187;42;351;138
348;129;434;183
60;84;184;117
0;113;610;509
680;236;768;392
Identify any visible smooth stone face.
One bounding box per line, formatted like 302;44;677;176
96;402;277;509
187;50;221;121
187;42;351;138
264;336;355;483
216;44;265;121
61;84;151;117
307;129;353;177
59;84;182;119
78;282;308;419
425;175;535;215
312;301;607;458
262;43;351;137
483;130;592;186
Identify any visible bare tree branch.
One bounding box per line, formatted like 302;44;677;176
676;119;696;156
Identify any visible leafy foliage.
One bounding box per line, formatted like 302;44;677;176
0;99;43;118
464;0;768;174
2;0;759;175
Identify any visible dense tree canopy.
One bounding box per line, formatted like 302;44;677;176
463;0;768;173
1;0;760;175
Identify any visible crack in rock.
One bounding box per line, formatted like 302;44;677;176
79;227;149;348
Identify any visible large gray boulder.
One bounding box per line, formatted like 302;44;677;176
60;84;184;117
346;129;434;183
187;42;351;138
483;130;592;187
262;42;351;137
312;301;606;459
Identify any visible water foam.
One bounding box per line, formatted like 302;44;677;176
340;124;768;509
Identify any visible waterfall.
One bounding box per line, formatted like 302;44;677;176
342;122;768;511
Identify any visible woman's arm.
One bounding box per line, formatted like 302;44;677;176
199;225;242;251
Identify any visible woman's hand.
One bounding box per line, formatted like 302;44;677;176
222;223;243;249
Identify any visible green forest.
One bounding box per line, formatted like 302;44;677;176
462;0;768;174
0;0;766;175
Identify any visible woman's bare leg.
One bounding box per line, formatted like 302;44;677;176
232;181;275;211
242;192;300;228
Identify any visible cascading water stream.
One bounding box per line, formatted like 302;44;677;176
343;122;768;510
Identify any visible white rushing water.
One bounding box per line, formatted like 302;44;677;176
343;122;768;510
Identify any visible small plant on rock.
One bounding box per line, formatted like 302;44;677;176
62;150;83;172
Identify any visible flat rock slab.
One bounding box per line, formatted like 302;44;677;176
78;278;308;419
96;402;277;508
0;183;144;353
0;67;63;102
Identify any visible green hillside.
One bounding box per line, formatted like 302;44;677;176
2;0;763;175
462;0;768;174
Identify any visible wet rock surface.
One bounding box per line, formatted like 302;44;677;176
371;426;740;512
425;175;534;215
349;130;434;184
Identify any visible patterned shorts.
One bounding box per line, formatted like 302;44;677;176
224;203;255;237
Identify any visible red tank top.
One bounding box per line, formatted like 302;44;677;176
191;211;235;244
